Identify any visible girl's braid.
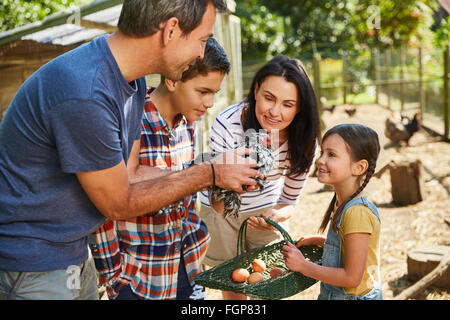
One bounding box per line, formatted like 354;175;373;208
318;193;337;233
349;160;376;200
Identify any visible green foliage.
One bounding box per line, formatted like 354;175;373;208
0;0;91;32
434;16;450;49
236;1;287;60
354;0;438;49
237;0;443;100
237;0;440;59
261;0;359;58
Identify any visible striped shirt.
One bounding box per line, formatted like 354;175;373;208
91;88;210;299
200;103;311;212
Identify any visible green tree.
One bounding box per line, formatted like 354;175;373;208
354;0;438;49
236;0;287;60
237;0;440;59
261;0;359;57
434;15;450;49
0;0;91;32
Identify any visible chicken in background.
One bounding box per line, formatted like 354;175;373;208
384;111;421;146
320;97;336;113
344;104;356;117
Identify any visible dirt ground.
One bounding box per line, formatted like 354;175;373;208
204;103;450;300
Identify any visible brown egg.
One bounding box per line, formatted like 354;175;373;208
270;267;286;278
247;272;264;284
252;259;266;273
231;268;250;283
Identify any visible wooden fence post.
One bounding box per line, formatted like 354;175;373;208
313;53;326;132
313;53;322;114
342;52;347;105
444;44;449;141
418;46;425;118
373;48;379;104
385;48;391;109
400;45;406;111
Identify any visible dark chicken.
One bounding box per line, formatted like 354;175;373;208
384;111;421;146
320;97;336;113
344;105;356;117
211;132;275;218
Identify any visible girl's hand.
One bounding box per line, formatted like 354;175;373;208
282;241;306;273
296;235;326;248
247;209;278;231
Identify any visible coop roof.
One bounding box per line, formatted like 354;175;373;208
438;0;450;14
0;0;123;67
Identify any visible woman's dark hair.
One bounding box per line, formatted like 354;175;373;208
118;0;227;37
180;37;230;81
242;55;320;178
317;124;381;234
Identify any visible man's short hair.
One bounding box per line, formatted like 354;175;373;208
180;37;230;82
118;0;227;37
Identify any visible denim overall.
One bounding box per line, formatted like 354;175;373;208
318;197;383;300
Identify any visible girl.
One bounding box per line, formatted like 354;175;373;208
282;123;382;300
199;55;320;300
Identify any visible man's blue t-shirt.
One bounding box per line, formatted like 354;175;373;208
0;35;146;272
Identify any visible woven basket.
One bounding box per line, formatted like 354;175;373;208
195;216;323;299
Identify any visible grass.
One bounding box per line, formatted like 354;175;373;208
323;91;376;106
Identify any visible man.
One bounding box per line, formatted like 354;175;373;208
0;0;259;300
94;37;230;300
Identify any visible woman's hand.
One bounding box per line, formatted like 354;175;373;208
295;235;326;248
247;209;278;231
247;204;294;231
282;241;306;273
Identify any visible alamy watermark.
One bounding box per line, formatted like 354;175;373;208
192;128;281;166
66;265;81;290
66;7;81;26
366;5;381;30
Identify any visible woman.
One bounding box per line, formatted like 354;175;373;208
199;55;320;300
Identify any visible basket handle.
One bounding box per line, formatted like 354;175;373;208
236;216;294;256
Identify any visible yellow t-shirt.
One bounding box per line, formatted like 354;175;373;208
339;201;381;296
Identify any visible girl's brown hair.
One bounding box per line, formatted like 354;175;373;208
318;124;380;234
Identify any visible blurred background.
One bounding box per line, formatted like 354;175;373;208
1;0;449;140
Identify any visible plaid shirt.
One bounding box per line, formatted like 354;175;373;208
91;88;210;299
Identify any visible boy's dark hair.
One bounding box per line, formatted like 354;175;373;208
242;55;320;179
118;0;227;37
180;37;230;81
318;124;381;234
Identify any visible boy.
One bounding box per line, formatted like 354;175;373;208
0;0;261;300
92;38;230;300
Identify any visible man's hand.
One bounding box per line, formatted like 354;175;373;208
212;147;263;193
75;145;263;221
